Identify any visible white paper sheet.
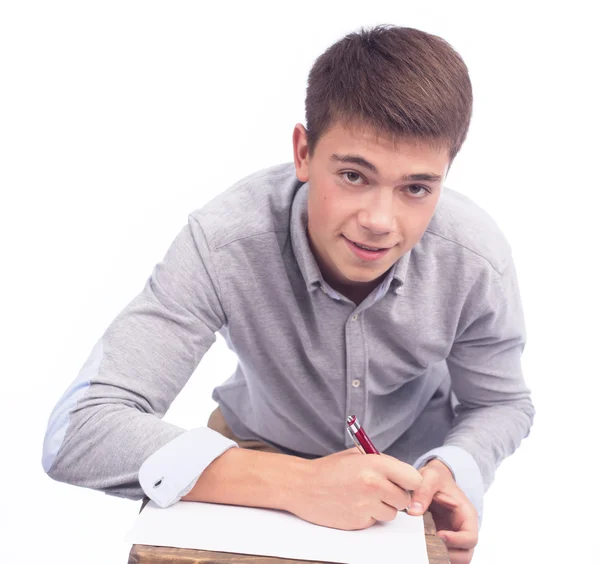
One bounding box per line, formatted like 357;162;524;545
126;500;428;564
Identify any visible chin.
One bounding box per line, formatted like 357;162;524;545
343;269;387;284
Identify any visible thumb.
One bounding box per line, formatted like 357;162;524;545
407;468;437;516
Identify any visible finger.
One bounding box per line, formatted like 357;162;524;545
379;456;423;491
432;491;460;509
406;467;437;516
449;499;479;544
447;548;474;564
438;529;478;550
379;480;412;512
371;501;399;523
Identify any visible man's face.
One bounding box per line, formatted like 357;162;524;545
293;121;450;295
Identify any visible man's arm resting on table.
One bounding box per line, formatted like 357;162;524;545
138;426;305;511
409;256;534;524
43;219;231;499
402;256;534;564
166;443;423;531
179;448;308;510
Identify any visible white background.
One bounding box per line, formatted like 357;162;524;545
1;1;598;562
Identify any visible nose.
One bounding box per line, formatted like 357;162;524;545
357;189;397;235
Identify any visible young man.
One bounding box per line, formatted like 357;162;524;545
42;26;534;564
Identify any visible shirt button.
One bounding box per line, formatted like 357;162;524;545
351;379;361;388
351;314;358;321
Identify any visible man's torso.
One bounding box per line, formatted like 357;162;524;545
192;163;510;460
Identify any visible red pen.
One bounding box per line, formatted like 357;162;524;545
346;415;380;454
347;414;413;512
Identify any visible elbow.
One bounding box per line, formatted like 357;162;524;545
41;410;74;483
42;341;102;481
41;434;57;476
503;394;535;442
523;395;536;437
42;383;92;484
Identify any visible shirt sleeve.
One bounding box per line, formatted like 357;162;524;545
413;445;484;526
139;427;238;507
42;216;232;501
441;256;535;495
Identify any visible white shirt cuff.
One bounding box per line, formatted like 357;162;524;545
138;427;238;508
413;445;484;527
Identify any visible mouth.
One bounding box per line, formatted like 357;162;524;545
343;236;393;261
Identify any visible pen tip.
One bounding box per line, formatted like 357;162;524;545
346;415;356;425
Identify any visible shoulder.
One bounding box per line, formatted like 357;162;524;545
189;162;301;250
424;187;512;274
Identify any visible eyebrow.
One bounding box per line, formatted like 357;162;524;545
330;153;443;183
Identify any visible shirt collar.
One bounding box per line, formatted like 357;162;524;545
290;182;411;296
290;182;325;291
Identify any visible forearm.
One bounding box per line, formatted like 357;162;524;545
185;448;424;532
182;448;309;512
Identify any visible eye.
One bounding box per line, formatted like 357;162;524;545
340;171;366;185
404;184;431;198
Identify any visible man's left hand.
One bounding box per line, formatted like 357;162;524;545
407;459;478;564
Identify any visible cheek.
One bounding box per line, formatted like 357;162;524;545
308;194;335;242
399;203;437;240
311;188;349;232
318;201;342;234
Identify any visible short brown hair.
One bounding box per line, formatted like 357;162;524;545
305;25;473;161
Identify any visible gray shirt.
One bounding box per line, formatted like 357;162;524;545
42;163;534;522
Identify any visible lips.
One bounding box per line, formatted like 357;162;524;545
343;236;392;262
352;241;387;251
344;236;389;251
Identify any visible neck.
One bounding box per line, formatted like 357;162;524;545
306;228;383;305
330;276;385;305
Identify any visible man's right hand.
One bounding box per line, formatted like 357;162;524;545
286;448;423;530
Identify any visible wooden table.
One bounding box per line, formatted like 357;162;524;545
128;510;449;564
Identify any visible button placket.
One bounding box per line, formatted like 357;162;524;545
346;309;366;445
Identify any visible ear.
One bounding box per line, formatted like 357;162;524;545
292;123;310;182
